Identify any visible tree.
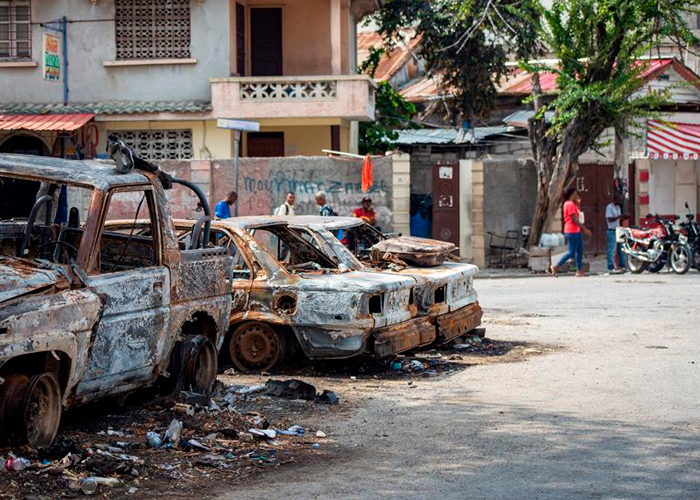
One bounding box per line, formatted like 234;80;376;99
525;0;699;246
358;46;418;154
374;0;540;126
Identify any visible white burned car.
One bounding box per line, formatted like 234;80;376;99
285;216;482;344
109;217;436;371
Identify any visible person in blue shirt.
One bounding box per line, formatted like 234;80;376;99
215;191;237;219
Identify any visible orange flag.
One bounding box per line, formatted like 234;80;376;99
361;155;373;193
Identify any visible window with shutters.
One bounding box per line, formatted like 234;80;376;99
115;0;191;60
109;130;193;160
0;0;31;59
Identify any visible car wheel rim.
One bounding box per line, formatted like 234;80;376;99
187;338;218;394
230;323;280;372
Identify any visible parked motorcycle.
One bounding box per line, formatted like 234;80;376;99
615;214;692;274
678;202;700;270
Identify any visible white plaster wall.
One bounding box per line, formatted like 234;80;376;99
649;159;699;215
459;159;473;261
1;1;230;103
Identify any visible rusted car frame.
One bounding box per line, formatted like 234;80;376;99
285;216;483;344
107;217;436;371
0;152;232;447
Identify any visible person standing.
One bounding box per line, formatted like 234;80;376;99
606;191;628;273
214;191;237;219
275;191;296;216
352;196;377;226
551;186;592;277
315;191;334;216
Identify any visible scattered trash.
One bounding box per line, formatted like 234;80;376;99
249;428;277;439
235;384;268;396
408;360;425;371
3;457;30;471
81;478;99;495
414;350;442;360
316;430;327;438
146;431;162;448
164;419;183;443
311;443;321;449
317;390;340;405
265;379;317;400
223;368;236;376
174;403;195;416
390;361;403;370
185;439;211;452
276;425;305;436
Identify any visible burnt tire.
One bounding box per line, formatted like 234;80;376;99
0;372;62;448
229;322;284;372
183;336;218;395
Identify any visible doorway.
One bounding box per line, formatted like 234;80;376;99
0;134;48;219
431;162;460;246
247;132;285;157
576;163;614;255
250;8;282;76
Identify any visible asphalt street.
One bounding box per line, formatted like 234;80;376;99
220;272;700;500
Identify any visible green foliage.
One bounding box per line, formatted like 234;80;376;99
358;46;418;154
526;0;700;138
373;0;540;122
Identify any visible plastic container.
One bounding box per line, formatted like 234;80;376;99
81;478;98;495
3;457;30;472
146;431;163;448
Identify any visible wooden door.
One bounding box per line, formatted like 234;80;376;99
431;162;460;246
576;164;614;255
247;132;285;157
250;8;282;76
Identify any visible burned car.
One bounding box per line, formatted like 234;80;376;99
286;216;482;344
0;150;232;447
133;217;434;371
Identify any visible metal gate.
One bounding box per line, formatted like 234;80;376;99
431;161;460;246
576;164;614;255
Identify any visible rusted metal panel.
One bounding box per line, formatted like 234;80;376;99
371;236;456;267
374;316;435;358
435;302;483;343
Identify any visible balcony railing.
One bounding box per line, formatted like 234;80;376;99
210;75;376;121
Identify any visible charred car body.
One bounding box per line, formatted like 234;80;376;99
286;216;482;343
130;217;435;371
0;149;232;447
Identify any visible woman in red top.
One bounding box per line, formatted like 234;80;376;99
552;187;592;277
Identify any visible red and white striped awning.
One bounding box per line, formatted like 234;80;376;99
647;120;700;159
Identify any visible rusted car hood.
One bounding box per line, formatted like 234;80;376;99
395;261;478;280
0;258;64;303
297;270;415;292
371;236;456;267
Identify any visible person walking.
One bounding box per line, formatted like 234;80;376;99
606;191;628;273
551;186;592;277
275;191;296;216
315;191;335;216
214;191;237;219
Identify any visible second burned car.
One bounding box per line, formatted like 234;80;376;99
108;217;435;371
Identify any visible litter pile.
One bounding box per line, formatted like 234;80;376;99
0;379;336;499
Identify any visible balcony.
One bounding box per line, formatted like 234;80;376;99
210;75;376;122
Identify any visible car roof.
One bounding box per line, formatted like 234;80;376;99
284;215;363;230
208;216;292;230
0;153;150;190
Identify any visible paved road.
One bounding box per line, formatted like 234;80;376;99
220;273;700;500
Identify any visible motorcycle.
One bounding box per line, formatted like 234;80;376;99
678;202;700;270
615;214;692;274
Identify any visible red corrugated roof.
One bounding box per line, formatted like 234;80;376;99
357;31;421;81
0;113;94;131
498;58;684;94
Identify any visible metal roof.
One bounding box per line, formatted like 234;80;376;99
0;113;94;131
394;126;517;145
0;100;212;116
0;153;149;190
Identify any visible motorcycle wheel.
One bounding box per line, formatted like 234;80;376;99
647;258;666;273
693;246;700;270
626;254;647;274
670;244;692;274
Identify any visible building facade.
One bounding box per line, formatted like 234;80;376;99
0;0;376;160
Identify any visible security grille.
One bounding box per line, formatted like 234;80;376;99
0;0;31;59
115;0;191;60
111;130;193;160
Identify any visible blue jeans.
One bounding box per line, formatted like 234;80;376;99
607;229;626;270
557;232;584;271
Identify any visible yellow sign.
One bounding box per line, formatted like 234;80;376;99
43;32;61;82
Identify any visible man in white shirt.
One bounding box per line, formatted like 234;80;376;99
275;192;296;216
606;191;628;273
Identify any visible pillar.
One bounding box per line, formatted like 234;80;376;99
330;0;342;75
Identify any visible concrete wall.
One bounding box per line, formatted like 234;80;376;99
3;2;230;103
151;155;400;231
465;158;537;268
645;158;700;216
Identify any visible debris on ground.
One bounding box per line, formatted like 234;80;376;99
0;378;340;499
